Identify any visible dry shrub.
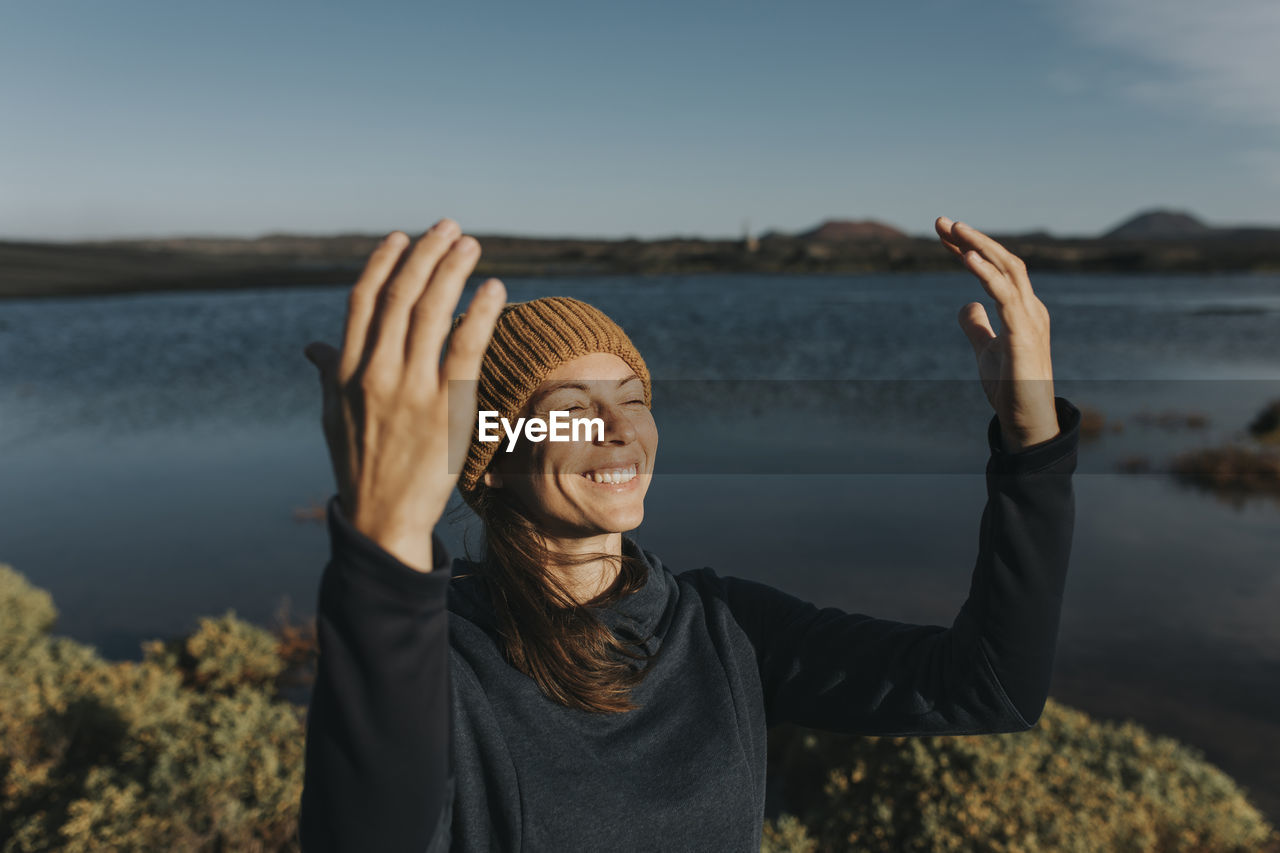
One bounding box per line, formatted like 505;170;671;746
4;564;1277;852
1077;406;1108;442
1170;445;1280;507
0;564;305;853
1248;399;1280;443
1133;410;1210;430
762;813;819;853
764;698;1277;853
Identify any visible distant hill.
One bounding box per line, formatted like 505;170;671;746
990;229;1055;241
8;209;1280;299
1103;209;1214;240
795;219;909;241
1102;208;1280;243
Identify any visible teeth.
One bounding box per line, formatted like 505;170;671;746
582;463;638;484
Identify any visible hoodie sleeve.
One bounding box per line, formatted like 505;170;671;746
299;496;454;852
720;396;1081;736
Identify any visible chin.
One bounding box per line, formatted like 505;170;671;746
587;502;645;535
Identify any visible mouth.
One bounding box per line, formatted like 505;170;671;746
579;461;640;487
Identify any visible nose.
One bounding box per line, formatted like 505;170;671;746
594;401;638;445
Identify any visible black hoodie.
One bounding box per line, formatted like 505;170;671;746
300;396;1081;852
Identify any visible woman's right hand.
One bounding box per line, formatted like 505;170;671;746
303;218;507;572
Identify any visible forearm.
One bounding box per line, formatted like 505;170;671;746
960;396;1080;726
299;496;453;852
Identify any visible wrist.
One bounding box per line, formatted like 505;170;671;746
1001;417;1061;454
344;505;439;574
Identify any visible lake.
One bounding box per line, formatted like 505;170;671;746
2;271;1278;821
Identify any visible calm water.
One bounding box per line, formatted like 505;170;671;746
2;271;1279;819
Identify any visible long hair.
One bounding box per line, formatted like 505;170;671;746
457;482;661;715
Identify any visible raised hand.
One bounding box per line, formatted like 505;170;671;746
935;217;1059;453
303;219;507;571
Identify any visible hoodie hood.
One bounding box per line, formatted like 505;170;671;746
447;535;675;663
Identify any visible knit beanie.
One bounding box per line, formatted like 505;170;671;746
450;296;651;510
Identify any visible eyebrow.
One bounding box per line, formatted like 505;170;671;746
531;374;643;406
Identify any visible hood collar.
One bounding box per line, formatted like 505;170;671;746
588;535;669;653
449;535;672;655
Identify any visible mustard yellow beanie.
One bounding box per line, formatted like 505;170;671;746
451;296;651;510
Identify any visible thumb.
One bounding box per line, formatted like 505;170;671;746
957;302;997;358
303;341;340;381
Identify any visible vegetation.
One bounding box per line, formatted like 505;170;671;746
1248;399;1280;444
762;704;1278;852
1170;444;1280;507
1075;398;1280;507
0;564;306;852
2;563;1275;852
1168;398;1280;508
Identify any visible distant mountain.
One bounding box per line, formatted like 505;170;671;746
1103;209;1213;240
795;219;909;241
990;229;1055;241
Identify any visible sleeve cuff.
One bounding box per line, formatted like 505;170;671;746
325;495;452;596
986;396;1081;475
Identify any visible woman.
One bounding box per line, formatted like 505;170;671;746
297;217;1081;852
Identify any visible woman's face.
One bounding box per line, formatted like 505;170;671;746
484;352;657;539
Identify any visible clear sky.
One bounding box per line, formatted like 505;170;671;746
2;0;1276;240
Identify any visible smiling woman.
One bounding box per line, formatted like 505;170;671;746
451;302;663;709
297;218;1082;853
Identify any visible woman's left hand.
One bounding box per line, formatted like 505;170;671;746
935;216;1060;453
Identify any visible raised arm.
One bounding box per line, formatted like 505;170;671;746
719;217;1078;736
300;503;456;851
720;397;1079;735
296;219;506;851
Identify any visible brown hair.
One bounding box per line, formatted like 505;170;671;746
456;485;660;715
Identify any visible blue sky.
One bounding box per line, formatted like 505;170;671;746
2;0;1276;240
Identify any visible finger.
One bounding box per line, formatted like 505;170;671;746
962;249;1018;322
303;340;341;382
961;247;1020;305
951;221;1030;289
399;237;485;387
339;232;411;381
304;341;343;431
365;219;466;373
957;302;997;358
934;216;965;258
436;279;507;475
438;278;507;384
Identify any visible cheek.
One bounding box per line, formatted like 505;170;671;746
536;451;587;503
639;413;659;449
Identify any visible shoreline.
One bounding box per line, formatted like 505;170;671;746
4;232;1280;300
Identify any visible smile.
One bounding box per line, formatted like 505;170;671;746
580;462;639;485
